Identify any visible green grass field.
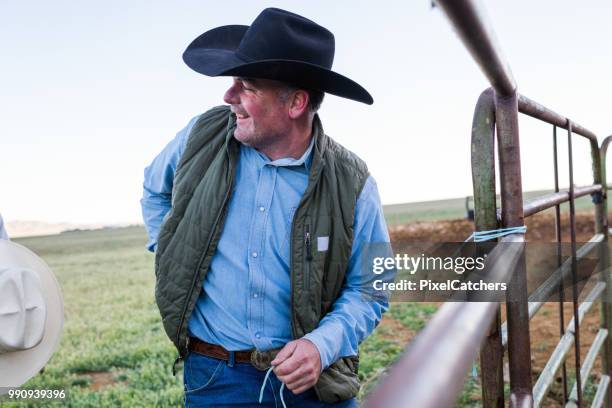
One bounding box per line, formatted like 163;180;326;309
3;228;182;407
1;227;440;407
4;189;597;407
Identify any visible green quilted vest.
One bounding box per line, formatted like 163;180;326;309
155;105;369;402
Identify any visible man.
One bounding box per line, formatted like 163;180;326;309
141;8;392;407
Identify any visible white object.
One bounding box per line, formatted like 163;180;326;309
0;267;46;352
317;236;329;252
0;240;64;391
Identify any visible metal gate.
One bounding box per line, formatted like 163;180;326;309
363;1;612;407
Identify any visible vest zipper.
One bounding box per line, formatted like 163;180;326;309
289;143;325;340
173;151;235;372
305;224;312;289
172;334;190;375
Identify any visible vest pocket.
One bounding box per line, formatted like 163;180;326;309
316;356;360;402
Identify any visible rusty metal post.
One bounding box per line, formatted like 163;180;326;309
600;136;612;405
588;127;605;239
471;87;504;407
553;125;569;402
567;121;583;406
495;92;533;408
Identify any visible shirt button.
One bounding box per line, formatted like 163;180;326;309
255;333;261;339
253;293;258;298
259;206;265;212
252;252;258;258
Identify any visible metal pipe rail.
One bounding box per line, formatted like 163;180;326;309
362;302;496;408
362;235;524;408
433;0;515;96
518;95;598;143
524;185;603;217
471;184;602;222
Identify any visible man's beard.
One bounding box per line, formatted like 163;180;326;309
235;127;282;151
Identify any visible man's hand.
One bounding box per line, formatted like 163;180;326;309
271;338;322;394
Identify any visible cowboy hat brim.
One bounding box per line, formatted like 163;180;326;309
0;241;64;391
183;25;374;105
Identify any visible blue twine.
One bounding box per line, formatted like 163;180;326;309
465;226;527;242
280;383;287;408
259;366;286;408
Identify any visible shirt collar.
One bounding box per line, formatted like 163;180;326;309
253;136;315;170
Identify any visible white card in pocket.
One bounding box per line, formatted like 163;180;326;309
317;236;329;252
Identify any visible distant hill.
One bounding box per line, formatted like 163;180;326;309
382;189;594;225
5;188;596;236
6;221;111;238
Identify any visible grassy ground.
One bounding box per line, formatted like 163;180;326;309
3;227;182;407
1;227;442;407
8;211;599;406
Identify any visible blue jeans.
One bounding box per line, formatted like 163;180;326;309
183;352;359;407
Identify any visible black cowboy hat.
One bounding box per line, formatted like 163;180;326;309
183;8;373;105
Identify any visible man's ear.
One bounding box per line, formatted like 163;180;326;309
287;90;309;119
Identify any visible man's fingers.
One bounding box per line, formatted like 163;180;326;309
291;383;314;395
273;354;301;376
277;366;316;395
284;375;313;393
276;364;306;384
271;341;297;366
272;339;321;395
276;360;316;384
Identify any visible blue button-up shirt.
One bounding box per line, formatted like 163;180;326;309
141;113;390;369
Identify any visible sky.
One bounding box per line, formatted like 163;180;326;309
2;0;612;224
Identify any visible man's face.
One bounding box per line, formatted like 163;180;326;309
223;77;290;149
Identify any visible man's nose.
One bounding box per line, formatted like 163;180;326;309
223;82;239;105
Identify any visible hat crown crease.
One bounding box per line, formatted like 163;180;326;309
236;9;335;69
0;268;46;353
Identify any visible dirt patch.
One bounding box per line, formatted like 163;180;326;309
377;314;415;345
80;371;125;391
388;210;599;243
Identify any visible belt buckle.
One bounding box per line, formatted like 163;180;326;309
250;349;275;371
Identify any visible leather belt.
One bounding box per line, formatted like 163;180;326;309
188;336;281;371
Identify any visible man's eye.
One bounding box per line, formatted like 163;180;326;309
240;80;256;91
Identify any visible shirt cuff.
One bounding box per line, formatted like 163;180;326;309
302;328;335;371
